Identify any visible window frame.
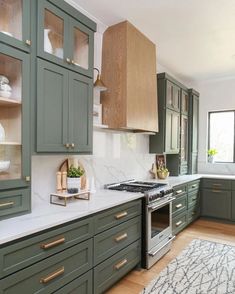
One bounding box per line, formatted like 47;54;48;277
208;110;235;163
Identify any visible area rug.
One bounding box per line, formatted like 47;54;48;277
141;239;235;294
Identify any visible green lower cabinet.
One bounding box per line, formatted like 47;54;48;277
201;189;232;220
93;240;141;294
187;205;200;224
0;188;30;220
172;211;187;235
188;190;200;209
55;270;93;294
0;239;93;294
232;191;235;221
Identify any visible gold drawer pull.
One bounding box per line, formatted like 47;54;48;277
212;190;221;193
176;190;183;195
213;183;221;186
40;267;64;284
25;39;31;46
115;211;128;220
176;203;183;209
114;259;128;270
176;221;183;227
0;201;14;208
115;233;128;243
40;237;65;249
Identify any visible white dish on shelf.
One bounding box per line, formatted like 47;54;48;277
1;31;13;37
0;161;10;172
0;91;11;98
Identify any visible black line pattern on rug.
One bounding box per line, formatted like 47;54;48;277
141;239;235;294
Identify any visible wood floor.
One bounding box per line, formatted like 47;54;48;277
106;218;235;294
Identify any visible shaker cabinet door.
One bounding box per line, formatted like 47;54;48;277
68;72;93;153
37;59;69;152
165;109;180;154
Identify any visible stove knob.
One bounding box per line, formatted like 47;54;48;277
160;190;165;197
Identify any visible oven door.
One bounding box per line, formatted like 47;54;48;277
147;197;173;251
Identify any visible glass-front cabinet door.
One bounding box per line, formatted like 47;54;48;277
181;89;189;115
0;0;31;52
0;44;30;190
69;19;94;77
37;0;68;66
180;115;188;165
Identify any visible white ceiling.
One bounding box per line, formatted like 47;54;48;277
73;0;235;83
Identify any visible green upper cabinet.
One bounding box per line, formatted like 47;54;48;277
188;89;199;174
37;59;93;153
0;0;31;53
0;44;30;191
166;80;180;112
37;0;95;78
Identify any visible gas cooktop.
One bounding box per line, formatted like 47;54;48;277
105;180;167;194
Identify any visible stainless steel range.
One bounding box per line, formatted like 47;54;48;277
105;180;175;269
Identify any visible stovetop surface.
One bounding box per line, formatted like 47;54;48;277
107;181;167;194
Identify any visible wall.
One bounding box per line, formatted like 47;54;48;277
197;77;235;175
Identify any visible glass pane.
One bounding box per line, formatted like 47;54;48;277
73;27;89;69
0;53;22;180
209;112;234;162
182;92;188;113
151;204;170;238
166;82;173;107
44;9;64;59
0;0;22;40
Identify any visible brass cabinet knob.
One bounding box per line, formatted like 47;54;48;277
25;39;31;46
71;143;75;148
65;143;70;148
71;60;75;65
66;58;71;64
25;176;31;182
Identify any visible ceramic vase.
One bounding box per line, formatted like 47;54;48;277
67;177;81;193
0;123;5;142
208;155;214;163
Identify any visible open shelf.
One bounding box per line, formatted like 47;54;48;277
0;96;21;106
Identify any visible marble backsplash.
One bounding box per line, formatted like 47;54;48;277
32;131;155;207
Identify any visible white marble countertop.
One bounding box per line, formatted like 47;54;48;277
1;173;235;246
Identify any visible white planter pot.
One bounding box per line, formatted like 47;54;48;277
208;155;214;163
67;177;81;192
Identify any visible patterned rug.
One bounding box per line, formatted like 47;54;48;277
141;239;235;294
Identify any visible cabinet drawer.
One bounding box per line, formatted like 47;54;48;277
0;239;93;294
94;200;141;233
55;270;93;294
173;184;187;198
202;179;231;190
94;216;141;266
172;195;187;217
0;217;93;278
188;180;200;193
201;189;231;220
172;211;187;235
188;191;200;209
0;188;30;220
188;206;200;224
94;240;141;294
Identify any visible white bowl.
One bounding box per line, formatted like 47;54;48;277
0;91;11;98
0;161;10;172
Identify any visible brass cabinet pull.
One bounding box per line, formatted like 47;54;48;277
212;183;221;187
40;267;64;284
176;190;182;195
65;143;70;148
115;211;128;220
66;58;71;64
25;176;31;182
176;203;183;209
40;237;65;249
115;233;128;243
0;201;14;208
70;143;75;148
176;221;183;227
212;190;222;193
25;39;31;46
114;259;127;270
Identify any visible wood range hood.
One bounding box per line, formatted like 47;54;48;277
101;20;159;133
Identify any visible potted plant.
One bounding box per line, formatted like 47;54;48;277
157;167;169;180
67;165;85;193
207;149;218;163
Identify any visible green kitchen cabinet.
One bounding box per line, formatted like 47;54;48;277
0;44;31;219
201;189;232;220
165;109;180;154
188;89;199;174
0;0;31;53
37;0;95;78
37;58;93;153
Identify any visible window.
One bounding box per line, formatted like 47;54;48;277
208;111;235;162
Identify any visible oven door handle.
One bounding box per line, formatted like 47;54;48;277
148;197;175;211
149;236;176;257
